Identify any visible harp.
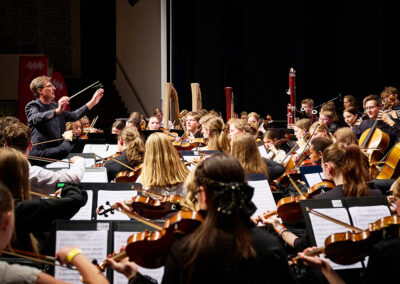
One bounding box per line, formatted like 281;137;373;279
191;83;202;111
225;87;234;120
163;82;181;129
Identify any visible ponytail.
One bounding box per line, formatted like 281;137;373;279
322;143;370;197
342;144;370;197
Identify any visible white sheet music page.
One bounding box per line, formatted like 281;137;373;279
55;230;108;282
83;144;108;153
248;179;277;219
70;190;93;220
113;231;164;284
97;190;137;220
84;159;95;167
309;207;362;270
46;159;70;169
304;173;323;187
348;205;391;230
107;144;119;153
81;169;108;183
258;145;269;159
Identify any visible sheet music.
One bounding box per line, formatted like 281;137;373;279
70;190;93;220
46;159;70;169
248;179;277;220
107;144;119;153
182;154;200;163
55;230;108;282
309;207;362;270
348;205;391;230
258;145;269;159
113;231;164;284
84;159;95;167
304;173;323;187
83;144;108;153
81;169;108;183
97;190;137;220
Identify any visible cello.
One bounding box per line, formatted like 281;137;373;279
359;101;390;164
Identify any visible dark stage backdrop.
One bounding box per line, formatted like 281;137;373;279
171;0;400;122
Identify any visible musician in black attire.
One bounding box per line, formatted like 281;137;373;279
0;147;87;252
107;153;295;284
352;95;400;152
104;127;145;182
25;76;103;159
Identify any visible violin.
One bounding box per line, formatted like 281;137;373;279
125;210;203;268
91;152;122;168
97;204;203;268
172;133;206;151
97;194;183;220
292;211;400;266
261;180;335;223
113;164;142;183
299;159;319;167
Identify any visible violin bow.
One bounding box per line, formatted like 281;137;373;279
30;190;57;199
306;207;363;233
287;174;305;197
32;137;65;146
93;153;134;171
2;248;76;269
290;247;326;265
28;156;70;164
131;185;163;199
90;115;99;129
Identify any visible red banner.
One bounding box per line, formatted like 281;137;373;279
17;56;48;124
51;71;69;111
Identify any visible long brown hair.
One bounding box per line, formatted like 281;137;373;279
322;143;370;197
141;133;189;188
231;132;269;179
202;116;230;153
119;127;145;166
181;153;256;275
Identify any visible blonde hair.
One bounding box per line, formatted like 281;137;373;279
247;112;260;122
227;118;251;133
333;127;358;146
0;147;30;200
202;116;230;153
231;133;269;178
119;127;145;165
294;118;311;132
319;109;338;121
310;122;332;140
141;133;189;188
